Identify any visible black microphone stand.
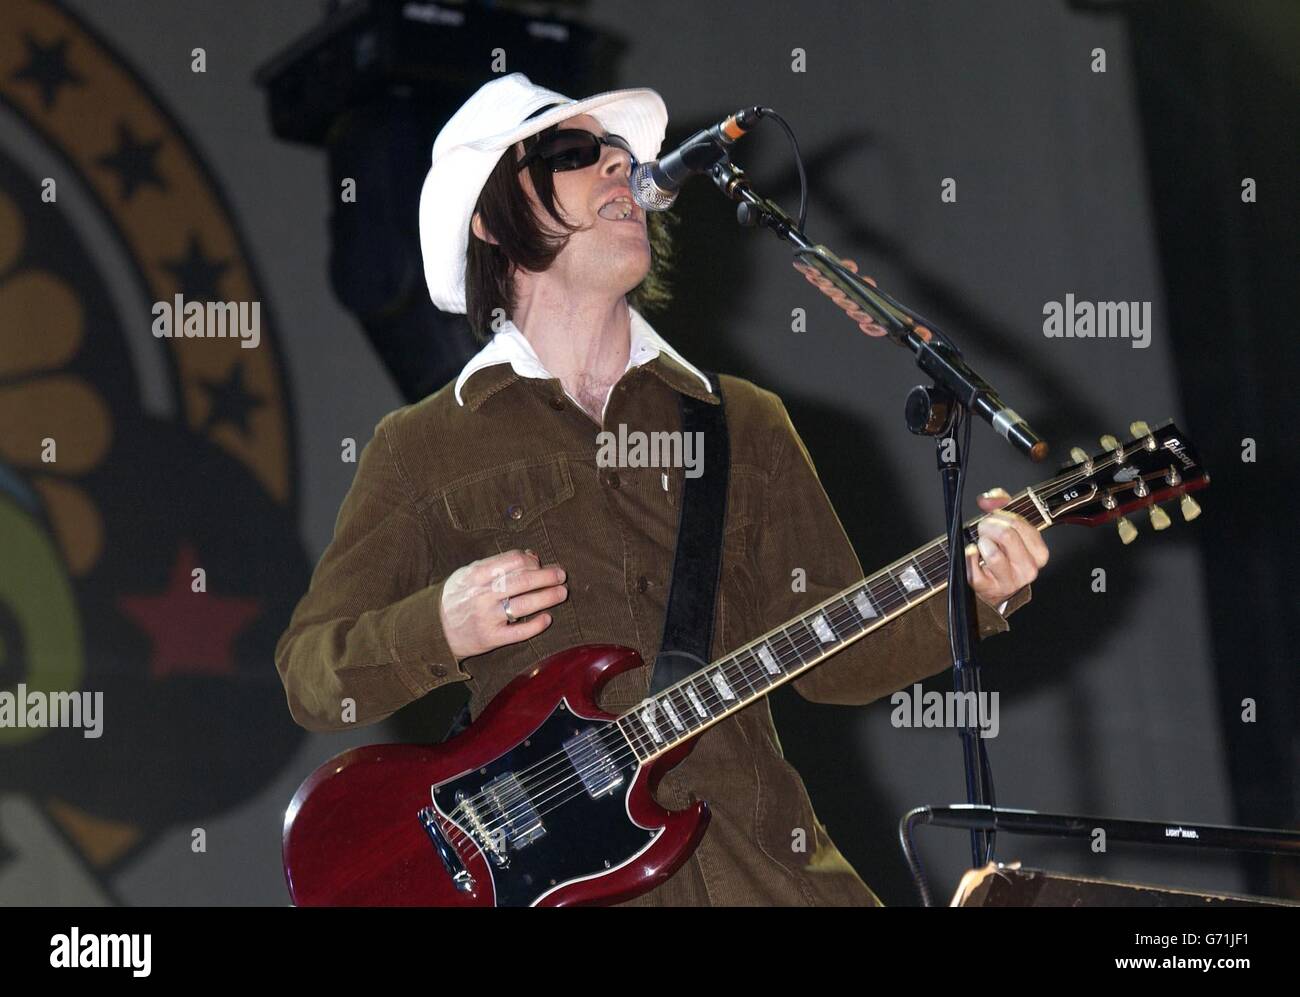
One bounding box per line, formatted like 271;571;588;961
704;155;1048;868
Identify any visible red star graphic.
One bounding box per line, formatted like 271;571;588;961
118;544;261;679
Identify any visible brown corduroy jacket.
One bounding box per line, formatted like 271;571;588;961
274;349;1030;906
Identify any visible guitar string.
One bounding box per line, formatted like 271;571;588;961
437;478;1086;853
457;487;1038;816
436;534;976;855
440;450;1164;854
451;489;1047;805
435;486;1065;855
439;575;932;855
440;548;1014;858
437;490;1059;853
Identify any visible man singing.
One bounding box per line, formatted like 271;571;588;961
275;73;1049;905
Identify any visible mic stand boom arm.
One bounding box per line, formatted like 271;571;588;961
707;159;1048;462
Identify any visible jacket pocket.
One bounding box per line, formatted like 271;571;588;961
443;456;574;534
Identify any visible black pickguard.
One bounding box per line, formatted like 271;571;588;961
431;701;654;907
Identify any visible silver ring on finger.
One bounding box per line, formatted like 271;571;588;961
502;596;518;625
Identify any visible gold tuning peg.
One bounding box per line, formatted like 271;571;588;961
1129;420;1151;438
1180;494;1202;521
1070;446;1090;464
1117;515;1138;544
1100;434;1120;452
1149;505;1171;530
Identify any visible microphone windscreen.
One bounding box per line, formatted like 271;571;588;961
630;162;677;212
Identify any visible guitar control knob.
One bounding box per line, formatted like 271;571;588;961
1149;505;1171;530
1117;516;1138;544
1180;494;1202;521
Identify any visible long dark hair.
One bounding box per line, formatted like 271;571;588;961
464;125;676;341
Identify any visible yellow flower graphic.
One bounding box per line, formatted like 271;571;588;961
0;188;110;576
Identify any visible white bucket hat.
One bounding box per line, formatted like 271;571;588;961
418;72;668;315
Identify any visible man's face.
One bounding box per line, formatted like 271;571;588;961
517;112;651;297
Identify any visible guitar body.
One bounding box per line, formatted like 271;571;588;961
283;643;709;906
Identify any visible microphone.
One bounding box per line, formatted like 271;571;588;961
630;106;763;211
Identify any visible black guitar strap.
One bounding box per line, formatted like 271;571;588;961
649;374;729;695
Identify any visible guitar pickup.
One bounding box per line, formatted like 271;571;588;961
562;728;625;799
479;772;546;854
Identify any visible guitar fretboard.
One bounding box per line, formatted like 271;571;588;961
615;491;1051;761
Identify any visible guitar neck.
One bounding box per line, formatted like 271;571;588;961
616;489;1054;761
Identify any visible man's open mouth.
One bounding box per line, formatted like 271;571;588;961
597;195;639;222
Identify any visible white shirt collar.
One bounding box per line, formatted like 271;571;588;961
454;307;713;412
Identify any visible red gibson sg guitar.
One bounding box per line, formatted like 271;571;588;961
282;420;1208;906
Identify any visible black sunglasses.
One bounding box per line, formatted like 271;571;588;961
517;128;636;173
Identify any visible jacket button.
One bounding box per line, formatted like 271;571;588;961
549;396;566;411
507;504;523;520
636;575;648;593
603;470;620;489
430;664;447;678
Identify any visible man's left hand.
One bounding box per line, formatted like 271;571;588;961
967;487;1050;609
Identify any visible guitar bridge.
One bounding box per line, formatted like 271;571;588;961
416;806;476;893
453;772;546;868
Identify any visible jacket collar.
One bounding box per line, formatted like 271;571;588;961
456;307;718;411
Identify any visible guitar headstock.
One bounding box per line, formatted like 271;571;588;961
1035;421;1209;543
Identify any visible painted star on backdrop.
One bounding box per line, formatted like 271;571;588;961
117;544;260;680
95;121;166;202
162;234;231;302
12;34;85;109
199;363;264;439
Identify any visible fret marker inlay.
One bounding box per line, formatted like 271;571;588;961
854;590;877;619
686;685;708;717
661;698;685;731
638;703;663;743
757;645;780;674
812;613;835;643
711;672;736;700
899;565;925;592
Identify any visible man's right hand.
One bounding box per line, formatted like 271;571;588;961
438;548;568;661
